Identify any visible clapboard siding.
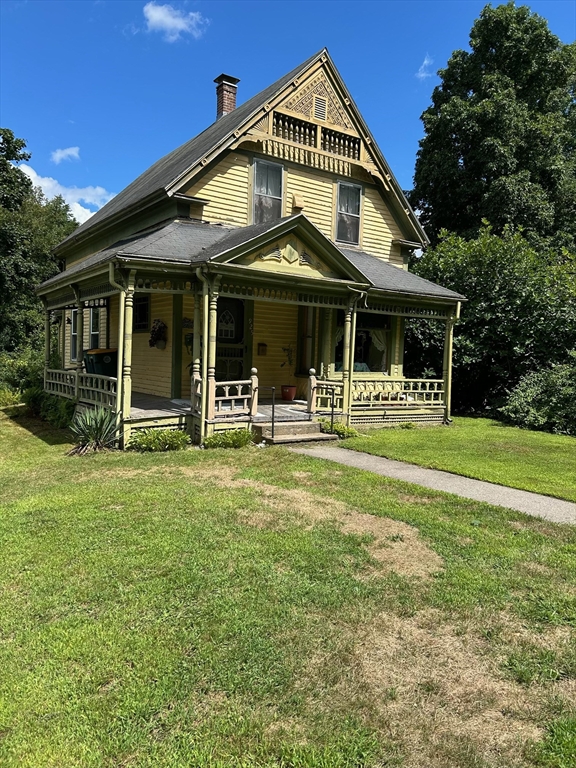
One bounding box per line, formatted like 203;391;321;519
185;153;250;226
252;301;298;390
131;293;173;398
285;167;334;236
362;186;403;264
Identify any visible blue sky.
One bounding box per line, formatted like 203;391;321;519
1;0;574;223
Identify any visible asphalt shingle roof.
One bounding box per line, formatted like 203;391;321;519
340;248;465;301
40;217;463;303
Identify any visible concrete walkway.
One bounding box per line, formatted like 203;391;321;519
290;445;576;525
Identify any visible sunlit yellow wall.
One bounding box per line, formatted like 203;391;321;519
252;300;298;390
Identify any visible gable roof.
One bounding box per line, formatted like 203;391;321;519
57;49;428;255
39;215;461;303
56;50;325;253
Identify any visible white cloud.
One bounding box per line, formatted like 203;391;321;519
51;146;80;164
143;2;208;42
21;165;115;224
416;54;434;80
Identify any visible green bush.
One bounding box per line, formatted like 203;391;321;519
203;429;255;449
500;353;576;435
318;418;359;439
69;407;118;455
0;347;44;391
23;386;75;428
129;428;190;452
0;387;21;407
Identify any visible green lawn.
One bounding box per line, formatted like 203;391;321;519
1;407;575;768
345;417;576;502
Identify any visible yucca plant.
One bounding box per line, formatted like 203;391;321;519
69;406;118;455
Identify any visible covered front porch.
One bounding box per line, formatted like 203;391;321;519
38;215;462;446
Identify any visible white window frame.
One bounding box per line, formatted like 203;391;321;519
89;307;100;350
336;181;362;246
253;159;284;224
70;309;78;362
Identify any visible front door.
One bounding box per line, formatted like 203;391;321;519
215;298;245;381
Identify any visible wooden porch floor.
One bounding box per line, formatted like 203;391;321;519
128;392;312;423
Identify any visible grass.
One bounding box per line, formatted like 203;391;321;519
344;416;576;502
1;406;575;767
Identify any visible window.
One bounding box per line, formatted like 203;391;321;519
218;309;235;340
133;295;150;332
336;182;361;245
89;307;100;350
70;309;78;361
254;160;282;224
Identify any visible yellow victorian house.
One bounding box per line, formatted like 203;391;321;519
37;49;464;446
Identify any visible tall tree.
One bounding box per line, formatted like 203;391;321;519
409;2;576;246
0;129;77;352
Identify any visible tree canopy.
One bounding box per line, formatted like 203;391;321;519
0;129;77;352
409;2;576;247
406;226;576;411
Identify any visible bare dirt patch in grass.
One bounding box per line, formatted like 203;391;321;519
354;609;543;767
179;467;444;580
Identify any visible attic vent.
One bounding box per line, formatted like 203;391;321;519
314;95;327;121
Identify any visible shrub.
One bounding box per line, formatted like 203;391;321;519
0;347;44;391
0;387;21;407
129;428;190;452
203;429;255;449
22;386;75;428
500;353;576;435
318;418;359;439
69;407;118;455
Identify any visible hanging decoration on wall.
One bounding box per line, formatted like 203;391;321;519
149;319;168;350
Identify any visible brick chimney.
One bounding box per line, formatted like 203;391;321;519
214;74;240;119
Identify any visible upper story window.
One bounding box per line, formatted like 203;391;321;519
89;307;100;350
254;160;282;224
336;182;361;245
133;295;150;332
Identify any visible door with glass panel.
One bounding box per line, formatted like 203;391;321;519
215;298;245;381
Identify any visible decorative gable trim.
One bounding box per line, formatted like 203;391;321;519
284;72;353;130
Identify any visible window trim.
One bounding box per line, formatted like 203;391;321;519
133;294;151;333
335;180;362;246
252;158;284;225
89;307;100;350
70;308;78;362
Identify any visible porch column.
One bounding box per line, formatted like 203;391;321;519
72;286;83;399
199;277;209;442
192;289;202;379
206;277;221;425
442;314;455;422
115;289;126;434
342;299;355;425
43;306;51;389
320;309;332;378
121;270;136;445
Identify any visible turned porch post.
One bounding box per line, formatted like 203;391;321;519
342;299;356;425
320;309;332;378
43;304;51;390
442;313;456;422
206;276;221;424
121;270;136;445
71;286;83;398
192;289;202;380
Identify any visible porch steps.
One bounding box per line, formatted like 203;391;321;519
254;421;338;445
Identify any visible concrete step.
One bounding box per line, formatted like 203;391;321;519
263;432;339;445
255;421;320;438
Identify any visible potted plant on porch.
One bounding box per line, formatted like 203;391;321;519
280;345;297;401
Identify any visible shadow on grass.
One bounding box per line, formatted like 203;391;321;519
1;405;73;447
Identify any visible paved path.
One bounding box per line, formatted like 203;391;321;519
290;445;576;525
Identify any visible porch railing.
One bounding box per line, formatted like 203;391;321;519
44;368;117;410
77;373;117;409
308;370;445;416
199;368;259;421
351;378;445;409
45;368;77;399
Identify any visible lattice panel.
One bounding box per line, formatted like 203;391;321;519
285;74;353;130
